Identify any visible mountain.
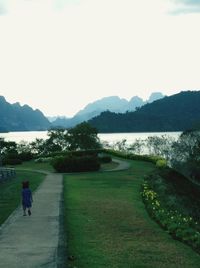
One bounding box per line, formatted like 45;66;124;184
52;92;164;128
0;96;50;132
47;116;68;123
88;91;200;133
148;92;164;103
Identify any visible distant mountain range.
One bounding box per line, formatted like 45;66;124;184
51;92;164;128
0;96;50;132
1;91;199;133
88;91;200;132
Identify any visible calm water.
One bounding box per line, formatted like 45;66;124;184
0;131;181;144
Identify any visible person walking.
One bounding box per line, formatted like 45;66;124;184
22;181;33;216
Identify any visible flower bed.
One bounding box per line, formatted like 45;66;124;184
142;181;200;254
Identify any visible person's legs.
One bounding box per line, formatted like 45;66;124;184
23;205;27;216
28;207;31;216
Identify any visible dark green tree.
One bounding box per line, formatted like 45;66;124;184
67;122;101;151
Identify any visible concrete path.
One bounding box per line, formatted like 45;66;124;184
0;173;63;268
106;158;130;171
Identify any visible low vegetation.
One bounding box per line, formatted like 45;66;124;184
64;160;200;268
51;154;100;172
142;166;200;253
0;170;45;225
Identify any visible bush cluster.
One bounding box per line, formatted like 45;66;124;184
3;158;22;165
51;155;100;173
34;157;53;163
142;181;200;254
47;149;104;158
18;152;33;161
98;154;112;163
156;159;167;168
105;149;163;164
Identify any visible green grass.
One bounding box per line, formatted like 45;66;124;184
64;160;200;268
11;160;55;172
0;170;45;225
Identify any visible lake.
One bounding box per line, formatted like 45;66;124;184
0;131;181;144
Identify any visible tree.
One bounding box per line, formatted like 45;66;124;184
170;130;200;182
46;129;69;152
67;122;101;151
146;135;175;161
30;138;47;156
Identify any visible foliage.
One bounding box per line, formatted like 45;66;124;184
156;159;167;168
3;158;22;165
0;138;17;156
89;91;200;132
127;138;145;154
67;122;101;151
18;152;33;161
106;149;163;164
46;129;69;152
170;130;200;182
98;154;112;163
146;167;200;221
30;138;47;156
34;157;53;163
51;155;100;173
142;181;200;254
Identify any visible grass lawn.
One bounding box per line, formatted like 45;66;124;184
11;160;55;172
0;170;45;225
64;160;200;268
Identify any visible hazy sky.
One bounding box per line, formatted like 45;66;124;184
0;0;200;117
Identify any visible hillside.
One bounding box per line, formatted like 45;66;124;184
89;91;200;132
52;92;164;128
0;96;50;132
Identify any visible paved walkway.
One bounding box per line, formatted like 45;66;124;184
106;158;130;171
0;173;63;268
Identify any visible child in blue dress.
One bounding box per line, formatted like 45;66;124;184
22;181;33;216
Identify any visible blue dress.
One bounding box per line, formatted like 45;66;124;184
22;188;32;208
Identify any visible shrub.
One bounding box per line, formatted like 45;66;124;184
98;155;112;163
3;158;22;165
142;181;200;254
105;149;163;164
47;149;104;158
34;157;53;163
156;159;167;168
18;152;33;161
51;155;100;173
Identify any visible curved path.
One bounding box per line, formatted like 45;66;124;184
0;172;63;268
106;158;130;171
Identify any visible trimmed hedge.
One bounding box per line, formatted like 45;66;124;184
105;149;163;164
3;158;22;165
98;155;112;163
51;155;100;173
46;149;104;158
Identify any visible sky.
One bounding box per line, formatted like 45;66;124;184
0;0;200;117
